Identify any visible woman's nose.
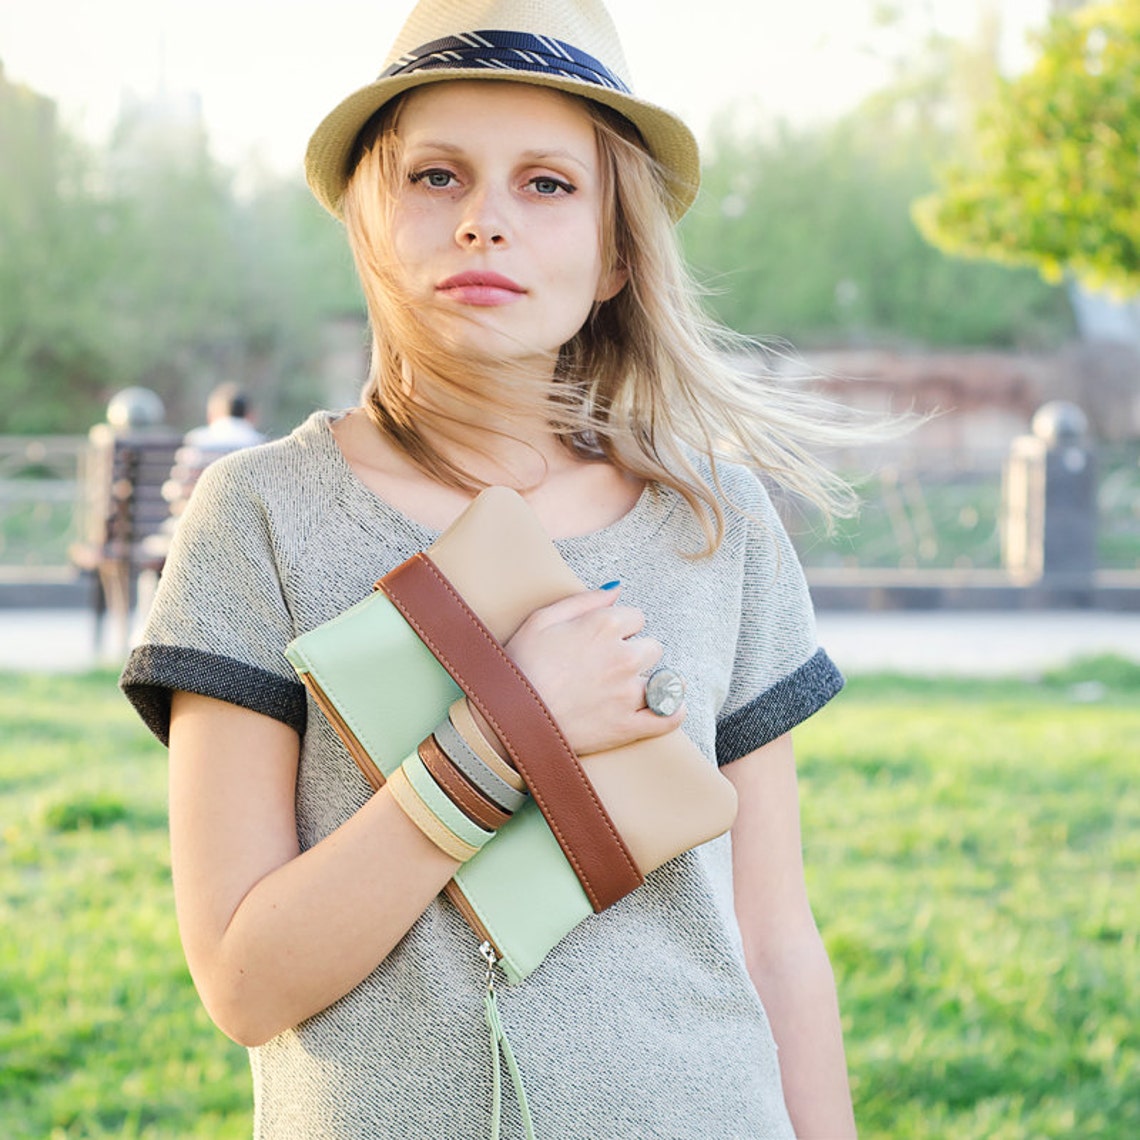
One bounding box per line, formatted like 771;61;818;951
455;188;509;248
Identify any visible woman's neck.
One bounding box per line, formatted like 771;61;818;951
333;407;642;537
339;402;572;490
407;361;577;489
420;415;572;490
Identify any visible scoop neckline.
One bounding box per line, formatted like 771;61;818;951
310;409;675;550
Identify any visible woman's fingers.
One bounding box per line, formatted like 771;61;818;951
504;588;684;755
532;585;622;622
628;701;688;738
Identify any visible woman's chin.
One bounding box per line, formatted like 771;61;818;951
435;317;555;366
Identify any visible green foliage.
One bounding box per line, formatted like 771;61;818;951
682;111;1074;347
41;793;131;833
0;75;116;432
0;70;361;435
1042;651;1140;691
2;665;1138;1136
915;1;1140;296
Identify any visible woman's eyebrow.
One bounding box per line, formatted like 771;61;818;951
519;147;591;172
403;140;590;172
401;139;465;156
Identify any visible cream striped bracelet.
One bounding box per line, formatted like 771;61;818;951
386;748;496;863
448;698;527;792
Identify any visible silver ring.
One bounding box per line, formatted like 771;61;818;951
645;668;686;717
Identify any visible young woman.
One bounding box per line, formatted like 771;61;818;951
123;1;859;1135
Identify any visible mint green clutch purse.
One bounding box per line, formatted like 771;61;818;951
285;487;737;983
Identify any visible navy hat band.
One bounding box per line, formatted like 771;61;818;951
381;30;632;94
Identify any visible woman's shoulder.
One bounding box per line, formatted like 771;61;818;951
674;448;778;528
196;410;337;489
179;410;346;558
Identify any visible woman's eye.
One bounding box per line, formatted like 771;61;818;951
530;176;574;196
410;169;457;189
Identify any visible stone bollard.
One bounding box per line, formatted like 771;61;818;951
104;386;168;432
1002;401;1097;599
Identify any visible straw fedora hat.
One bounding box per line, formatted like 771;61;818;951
305;0;700;221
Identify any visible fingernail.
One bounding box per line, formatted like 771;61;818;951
600;579;621;591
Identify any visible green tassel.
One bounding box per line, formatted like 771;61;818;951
481;943;536;1140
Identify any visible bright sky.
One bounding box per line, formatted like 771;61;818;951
0;0;1050;173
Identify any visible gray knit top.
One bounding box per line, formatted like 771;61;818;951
122;410;843;1139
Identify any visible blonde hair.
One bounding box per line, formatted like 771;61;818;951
342;86;863;552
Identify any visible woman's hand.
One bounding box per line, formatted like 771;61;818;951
503;587;684;755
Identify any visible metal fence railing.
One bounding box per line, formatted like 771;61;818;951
784;442;1140;575
1;436;1137;583
1096;443;1140;571
0;436;87;582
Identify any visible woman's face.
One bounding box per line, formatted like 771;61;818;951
388;81;625;362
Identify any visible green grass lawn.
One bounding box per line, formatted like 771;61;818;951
1;659;1137;1138
0;671;251;1140
796;657;1140;1140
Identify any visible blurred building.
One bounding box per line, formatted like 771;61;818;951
0;60;60;207
106;86;208;187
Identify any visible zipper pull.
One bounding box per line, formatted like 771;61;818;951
481;940;498;995
479;942;536;1140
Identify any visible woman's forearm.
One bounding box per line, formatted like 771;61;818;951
724;739;856;1137
194;789;460;1046
748;930;857;1139
169;694;462;1047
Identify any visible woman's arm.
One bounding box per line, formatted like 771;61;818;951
723;733;857;1139
168;587;679;1047
168;692;460;1047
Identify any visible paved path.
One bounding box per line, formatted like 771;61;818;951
0;609;144;673
815;609;1140;678
1;607;1139;677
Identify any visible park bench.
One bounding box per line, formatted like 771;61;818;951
69;423;181;655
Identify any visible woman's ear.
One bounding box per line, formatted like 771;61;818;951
595;265;629;303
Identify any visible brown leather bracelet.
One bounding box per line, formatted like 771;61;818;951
379;552;643;912
418;735;511;832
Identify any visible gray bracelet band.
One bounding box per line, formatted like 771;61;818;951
433;716;529;814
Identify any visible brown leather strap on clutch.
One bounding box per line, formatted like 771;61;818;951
378;552;643;912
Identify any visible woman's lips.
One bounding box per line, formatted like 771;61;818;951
436;272;526;306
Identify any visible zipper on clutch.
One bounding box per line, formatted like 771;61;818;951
298;672;384;791
446;882;500;958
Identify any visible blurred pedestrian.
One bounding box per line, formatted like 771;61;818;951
163;383;268;519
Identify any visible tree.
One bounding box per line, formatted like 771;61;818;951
0;64;117;431
676;3;1076;349
681;112;1074;349
0;68;361;434
913;1;1140;296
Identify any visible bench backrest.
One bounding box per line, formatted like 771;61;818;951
77;426;182;561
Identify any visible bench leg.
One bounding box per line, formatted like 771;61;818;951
89;570;107;656
133;566;161;644
98;561;132;660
